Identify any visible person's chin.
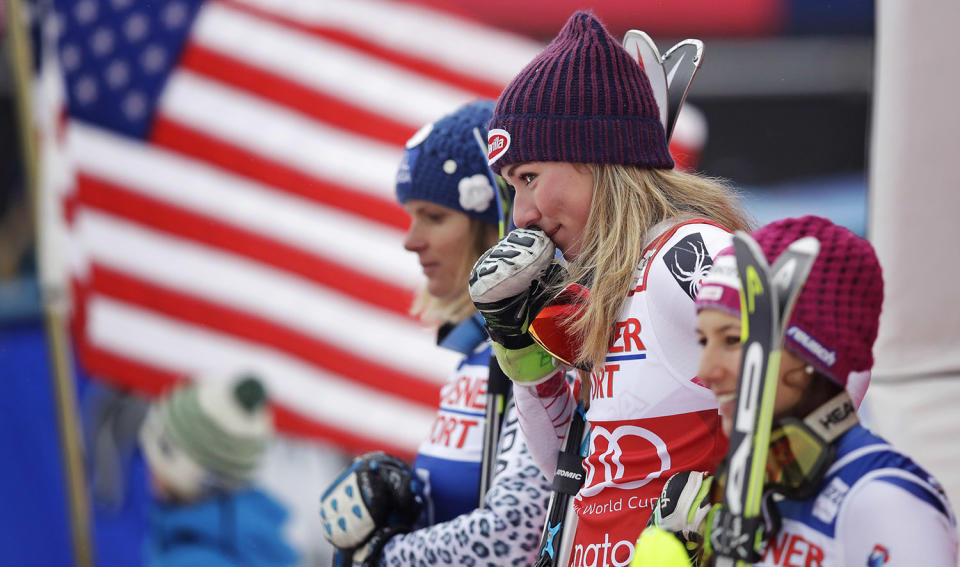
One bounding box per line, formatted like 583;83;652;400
427;281;455;300
559;235;584;259
426;283;443;298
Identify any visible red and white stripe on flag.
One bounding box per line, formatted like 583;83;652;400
40;0;542;457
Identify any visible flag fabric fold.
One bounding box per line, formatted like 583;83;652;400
36;0;542;456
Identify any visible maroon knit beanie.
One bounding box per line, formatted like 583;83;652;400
486;10;674;175
752;216;884;393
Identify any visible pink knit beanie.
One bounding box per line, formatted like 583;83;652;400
696;216;884;404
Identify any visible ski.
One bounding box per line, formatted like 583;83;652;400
478;359;510;505
472;125;514;505
708;232;820;566
661;39;704;141
622;32;705;143
623;30;668;132
535;405;588;567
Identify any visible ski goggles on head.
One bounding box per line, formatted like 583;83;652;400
528;282;590;369
764;418;835;500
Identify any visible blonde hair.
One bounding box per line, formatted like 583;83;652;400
564;165;753;371
410;218;500;325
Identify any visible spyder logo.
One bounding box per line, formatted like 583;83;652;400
664;233;713;300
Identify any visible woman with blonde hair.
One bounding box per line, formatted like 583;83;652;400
468;10;752;566
319;100;551;567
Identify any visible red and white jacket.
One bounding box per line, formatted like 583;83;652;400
515;218;733;567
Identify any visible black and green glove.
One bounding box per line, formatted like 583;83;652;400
468;227;565;385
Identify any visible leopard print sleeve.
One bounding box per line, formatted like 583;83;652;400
380;397;552;566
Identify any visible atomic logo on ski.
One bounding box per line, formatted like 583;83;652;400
664;233;713;300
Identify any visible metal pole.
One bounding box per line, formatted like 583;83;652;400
4;1;95;564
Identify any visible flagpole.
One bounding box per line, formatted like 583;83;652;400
4;1;94;565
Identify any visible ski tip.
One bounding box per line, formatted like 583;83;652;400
624;29;656;45
732;231;771;269
787;236;821;256
663;38;704;65
732;230;755;246
623;29;664;66
622;29;668;131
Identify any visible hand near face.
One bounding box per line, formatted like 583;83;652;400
501;162;594;259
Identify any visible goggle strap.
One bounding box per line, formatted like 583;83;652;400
802;391;859;444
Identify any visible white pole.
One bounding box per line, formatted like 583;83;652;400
867;0;960;529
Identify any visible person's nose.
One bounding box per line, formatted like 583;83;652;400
697;345;732;392
511;189;541;229
403;224;425;252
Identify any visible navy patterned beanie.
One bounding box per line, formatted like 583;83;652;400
396;100;499;225
486;11;673;175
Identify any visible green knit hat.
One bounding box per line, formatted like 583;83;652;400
140;375;273;500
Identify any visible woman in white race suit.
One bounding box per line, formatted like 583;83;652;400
467;10;753;567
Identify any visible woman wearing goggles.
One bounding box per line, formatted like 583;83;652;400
650;216;957;566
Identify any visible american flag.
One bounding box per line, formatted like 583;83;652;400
32;0;543;458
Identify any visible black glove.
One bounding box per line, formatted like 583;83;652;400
320;452;424;567
469;228;566;384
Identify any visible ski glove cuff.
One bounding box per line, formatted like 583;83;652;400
492;341;560;385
